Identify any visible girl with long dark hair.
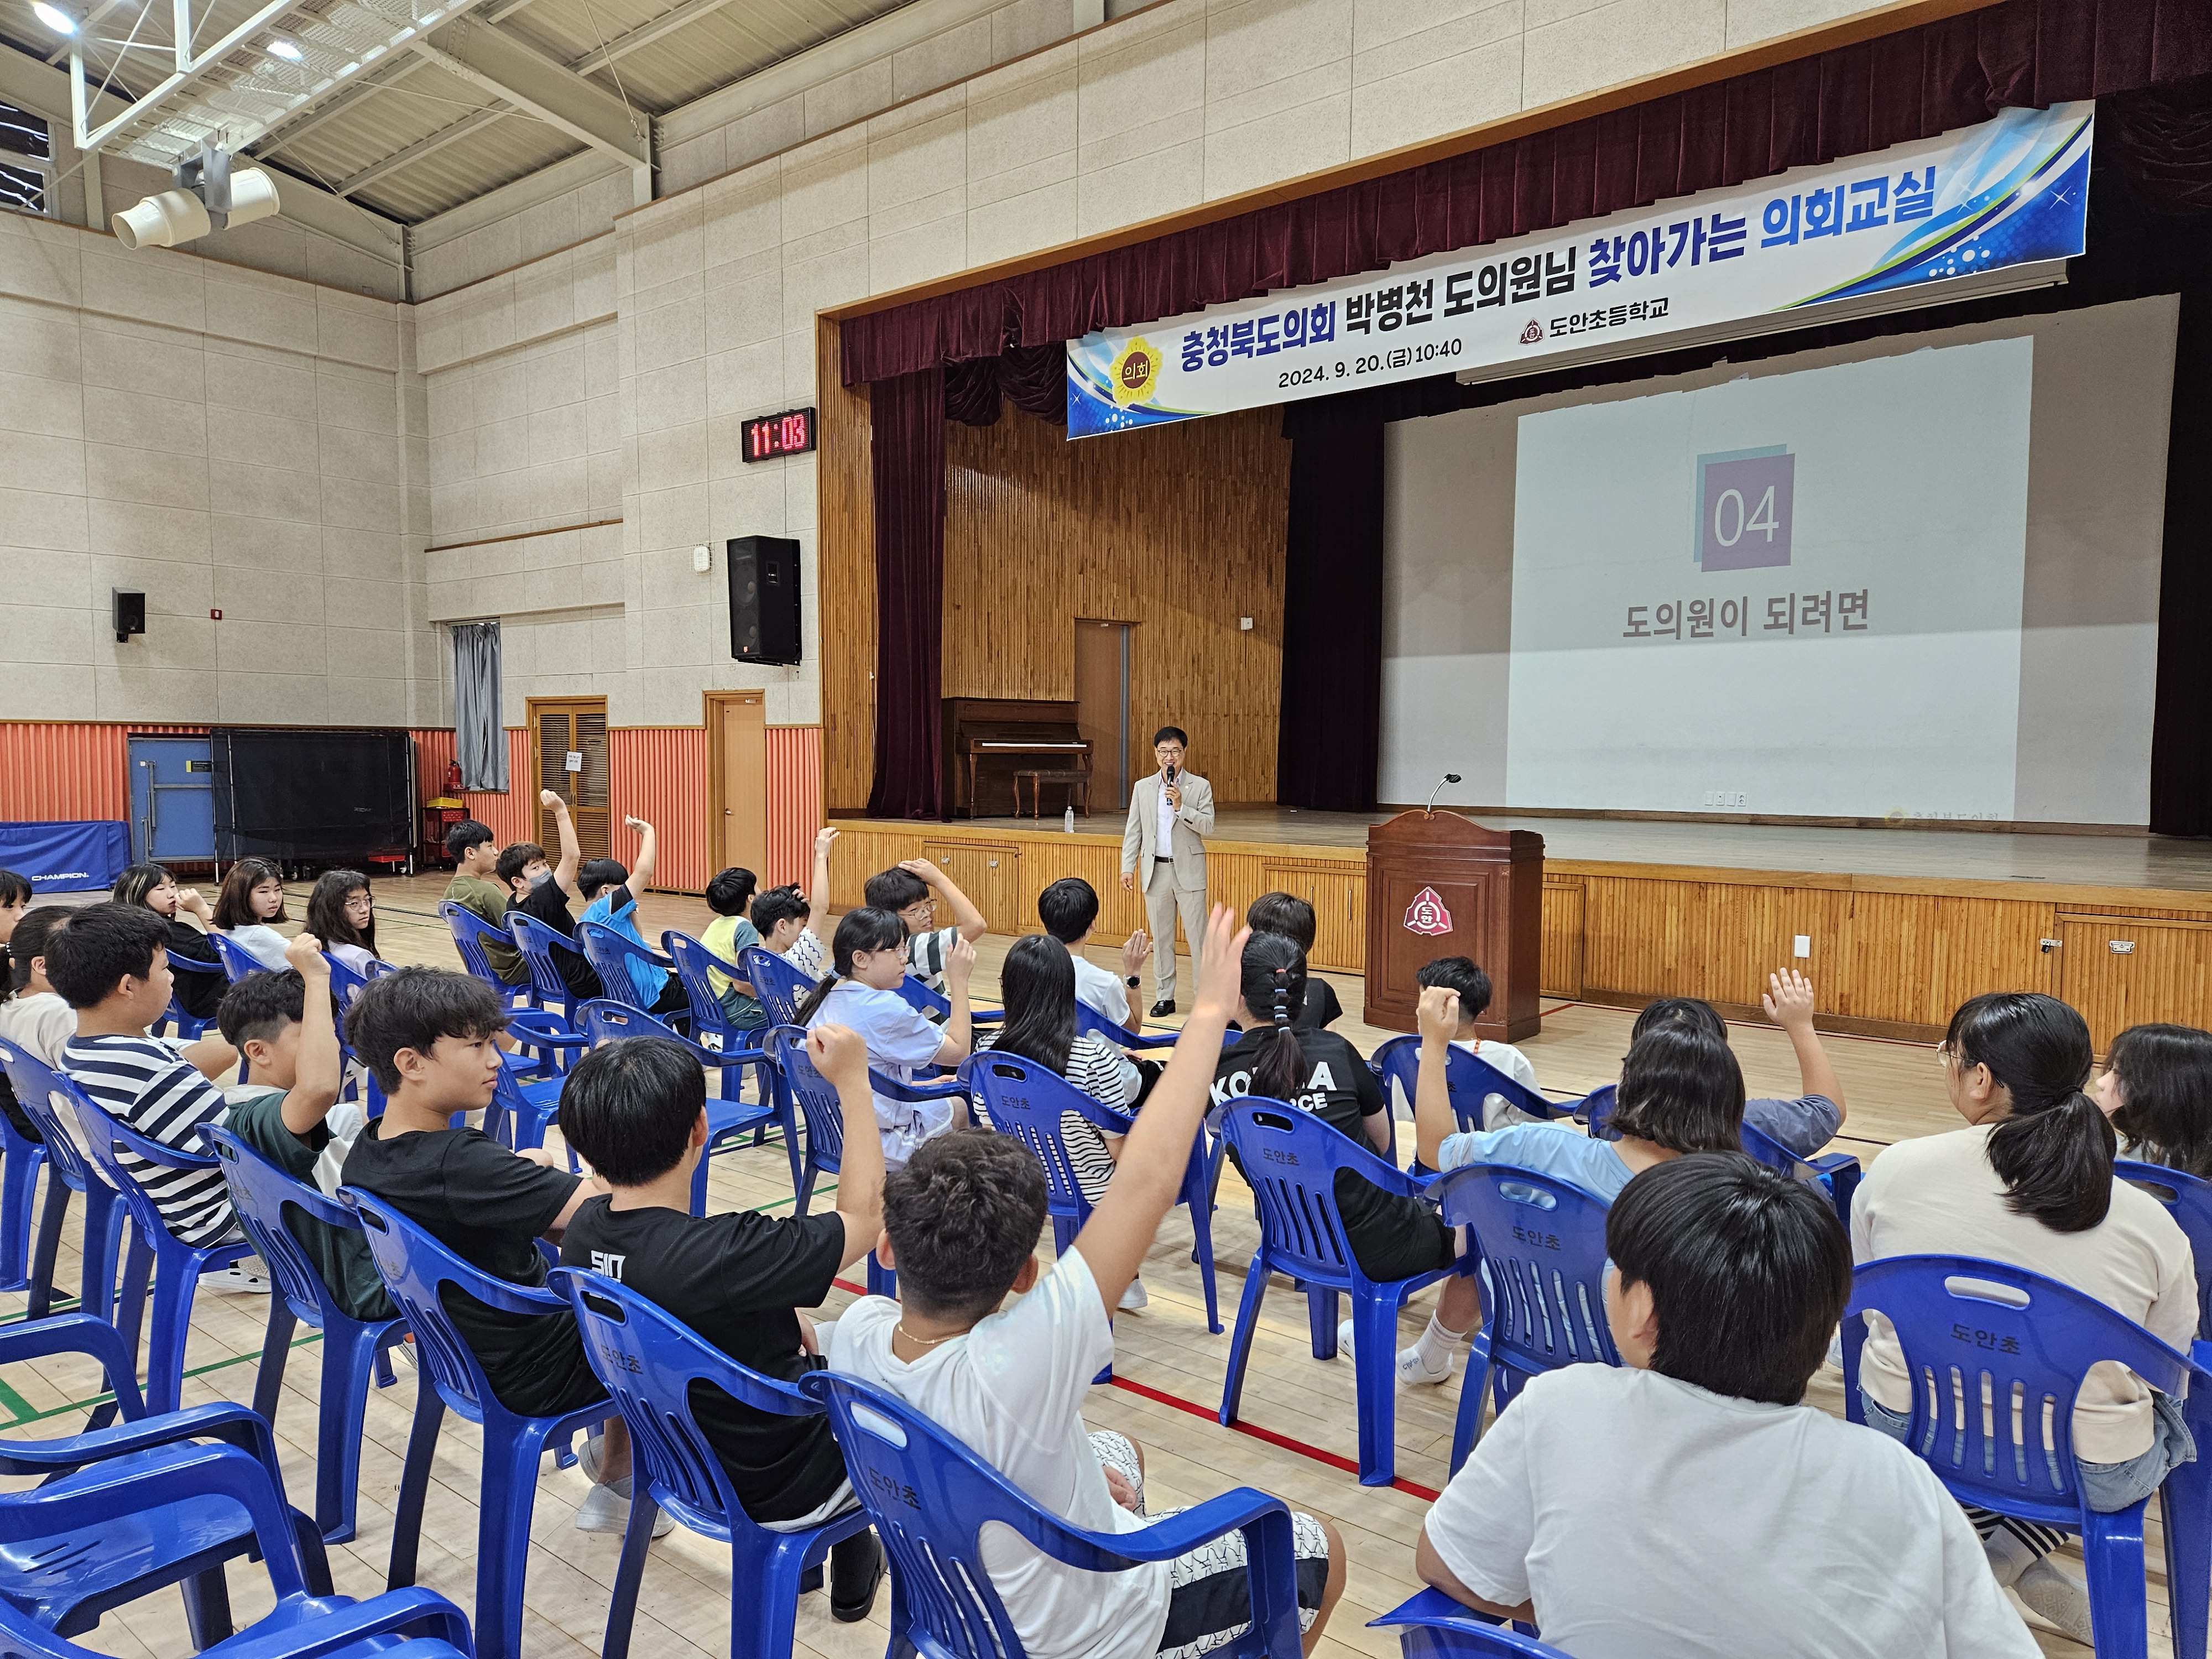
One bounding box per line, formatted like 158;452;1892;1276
113;860;225;1021
211;859;291;968
795;906;973;1168
2096;1022;2212;1180
1853;992;2197;1642
980;933;1139;1202
306;870;382;973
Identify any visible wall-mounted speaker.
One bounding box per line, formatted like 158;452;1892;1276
113;589;145;643
728;536;802;665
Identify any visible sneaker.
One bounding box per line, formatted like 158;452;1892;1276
829;1528;885;1623
2015;1558;2093;1645
1336;1317;1354;1358
205;1267;272;1295
575;1475;676;1537
1397;1340;1454;1386
1118;1278;1148;1312
578;1432;604;1484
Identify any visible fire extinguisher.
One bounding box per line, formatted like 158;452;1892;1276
446;759;463;796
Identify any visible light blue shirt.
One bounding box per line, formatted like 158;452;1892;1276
1436;1121;1634;1202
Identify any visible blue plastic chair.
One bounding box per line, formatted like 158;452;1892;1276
1429;1161;1619;1475
442;900;528;999
1739;1119;1861;1229
1842;1253;2212;1659
508;911;597;1026
1369;1589;1564;1657
660;930;775;1108
739;947;815;1027
57;1076;253;1415
890;972;1003;1027
341;1188;609;1659
0;1079;46;1295
2117;1159;2212;1335
969;1051;1220;1334
1370;1036;1560;1132
210;931;273;985
0;1308;338;1644
576;1001;792;1212
0;1041;125;1323
804;1369;1308;1659
760;1025;898;1297
1072;999;1178;1051
578;920;677;1014
1215;1098;1462;1486
154;947;226;1041
206;1128;408;1545
547;1267;874;1659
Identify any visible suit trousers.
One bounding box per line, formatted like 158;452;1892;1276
1143;860;1209;1004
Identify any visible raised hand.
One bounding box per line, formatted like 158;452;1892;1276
624;815;650;835
1190;907;1249;1026
1762;968;1816;1031
814;826;839;855
1417;984;1460;1044
285;931;330;977
1120;929;1152;977
539;788;565;811
945;934;977;986
809;1023;870;1091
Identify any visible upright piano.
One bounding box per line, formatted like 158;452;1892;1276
941;698;1092;818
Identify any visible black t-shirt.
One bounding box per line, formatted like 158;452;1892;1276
1293;977;1344;1031
560;1198;850;1521
508;879;602;999
340;1119;581;1395
166;919;226;1019
1212;1025;1392;1235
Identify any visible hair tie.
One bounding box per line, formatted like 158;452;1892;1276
1270;968;1292;1027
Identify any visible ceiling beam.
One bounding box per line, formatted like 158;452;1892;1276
409;27;646;166
335;101;507;195
564;0;740;77
253;53;427;152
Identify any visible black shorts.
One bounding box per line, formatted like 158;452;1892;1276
482;1314;608;1419
1345;1189;1455;1284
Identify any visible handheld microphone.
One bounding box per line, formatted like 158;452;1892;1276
1166;764;1177;786
1425;771;1463;814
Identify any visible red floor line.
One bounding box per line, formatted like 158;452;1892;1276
830;1277;1442;1503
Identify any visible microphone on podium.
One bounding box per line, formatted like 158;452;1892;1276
1425;771;1463;814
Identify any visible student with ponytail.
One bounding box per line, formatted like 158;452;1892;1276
795;906;974;1169
1852;990;2198;1644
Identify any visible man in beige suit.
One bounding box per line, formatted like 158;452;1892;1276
1120;726;1214;1015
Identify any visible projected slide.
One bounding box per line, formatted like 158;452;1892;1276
1501;338;2035;820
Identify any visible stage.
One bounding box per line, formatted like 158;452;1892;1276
826;809;2212;1048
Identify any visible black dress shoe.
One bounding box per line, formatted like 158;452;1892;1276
1149;998;1176;1018
830;1527;884;1623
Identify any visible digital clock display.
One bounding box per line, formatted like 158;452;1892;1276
740;406;817;462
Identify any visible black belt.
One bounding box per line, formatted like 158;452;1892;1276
1155;855;1173;862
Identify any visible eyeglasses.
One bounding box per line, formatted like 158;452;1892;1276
344;894;375;911
1934;1040;1956;1065
898;901;934;923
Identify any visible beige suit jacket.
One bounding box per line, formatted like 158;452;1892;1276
1121;771;1213;890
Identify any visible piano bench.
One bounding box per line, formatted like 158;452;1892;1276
1015;770;1091;819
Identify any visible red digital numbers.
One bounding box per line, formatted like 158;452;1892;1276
740;406;818;462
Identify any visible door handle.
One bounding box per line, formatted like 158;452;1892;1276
2110;940;2136;955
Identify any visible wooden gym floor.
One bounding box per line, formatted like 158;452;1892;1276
0;874;2135;1657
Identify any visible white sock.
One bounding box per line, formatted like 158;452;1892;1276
1980;1526;2038;1589
1410;1314;1471;1371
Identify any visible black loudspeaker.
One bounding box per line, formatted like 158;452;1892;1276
113;589;145;643
728;535;802;665
211;728;416;864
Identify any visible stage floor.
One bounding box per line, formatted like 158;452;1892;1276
964;806;2212;891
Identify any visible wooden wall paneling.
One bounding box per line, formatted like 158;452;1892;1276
827;827;921;912
1837;892;2058;1028
2058;914;2212;1052
1260;858;1366;972
920;839;1026;935
940;404;1291;806
1541;877;1586;998
820;319;877;815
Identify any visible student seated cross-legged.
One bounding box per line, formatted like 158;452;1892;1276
556;1022;888;1619
1391;989;1747;1388
48;902;270;1295
1417;1153;2038;1659
214;933;393;1322
830;907;1347;1659
337;965;660;1535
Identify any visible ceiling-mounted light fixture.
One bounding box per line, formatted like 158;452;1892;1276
31;2;77;33
265;38;302;59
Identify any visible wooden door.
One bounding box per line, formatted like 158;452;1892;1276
1074;620;1130;811
709;692;768;878
529;698;609;858
2059;915;2212;1052
1261;859;1365;972
921;841;1023;935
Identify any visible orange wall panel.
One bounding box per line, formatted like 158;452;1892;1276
611;728;711;894
766;726;823;890
1;723;206;823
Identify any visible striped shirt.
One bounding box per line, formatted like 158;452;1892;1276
62;1034;236;1246
978;1031;1136;1204
905;926;959;992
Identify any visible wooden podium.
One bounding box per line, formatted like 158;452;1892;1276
1363;811;1543;1040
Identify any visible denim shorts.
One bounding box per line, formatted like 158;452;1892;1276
1860;1389;2197;1512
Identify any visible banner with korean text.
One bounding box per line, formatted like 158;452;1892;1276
1065;102;2093;440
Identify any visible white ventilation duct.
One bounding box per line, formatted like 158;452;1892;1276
112;164;280;249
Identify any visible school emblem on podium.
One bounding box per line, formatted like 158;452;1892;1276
1404;886;1453;936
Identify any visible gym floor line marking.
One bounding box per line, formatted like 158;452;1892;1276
9;1332;326;1428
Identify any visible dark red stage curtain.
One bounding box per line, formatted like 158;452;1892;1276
1277;423;1385;812
2151;288;2212;836
840;0;2212;384
866;366;948;820
945;342;1067;426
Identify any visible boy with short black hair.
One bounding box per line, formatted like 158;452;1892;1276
1245;893;1342;1030
1415;956;1542;1129
576;815;686;1015
697;863;766;1027
498;790;602;1003
443;819;523;984
751;827;839;984
863;855;985;995
49;902;268;1294
558;1022;888;1619
1417;1154;2036;1658
339;966;652;1533
215;934;393;1321
1037;876;1150;1032
830;907;1347;1659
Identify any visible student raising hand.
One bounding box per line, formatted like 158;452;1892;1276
806;1021;869;1090
1417;984;1460;1044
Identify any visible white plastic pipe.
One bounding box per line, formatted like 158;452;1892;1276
111;165;281;249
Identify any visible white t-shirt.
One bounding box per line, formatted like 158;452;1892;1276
1452;1037;1542;1130
810;979;958;1168
1070;950;1130;1027
0;991;76;1067
1424;1365;2038;1659
828;1247;1169;1659
776;926;827;981
1850;1122;2197;1464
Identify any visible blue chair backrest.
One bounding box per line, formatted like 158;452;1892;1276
342;1186;561;1423
802;1369;1302;1659
576;921;665;1013
660;931;740;1029
205;1125;361;1330
0;1041;104;1195
1846;1253;2203;1521
2116;1159;2212;1334
55;1069;215;1243
441;900;512;990
1215;1098;1415;1285
508;912;580;1006
577;999;719;1067
1578;1083;1618;1140
1370;1036;1556;1133
969;1051;1132;1217
209;932;269;985
1370;1589;1571;1658
891;974;951;1021
1431;1160;1620;1374
742;947;813;1027
547;1266;823;1532
764;1025;844;1173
